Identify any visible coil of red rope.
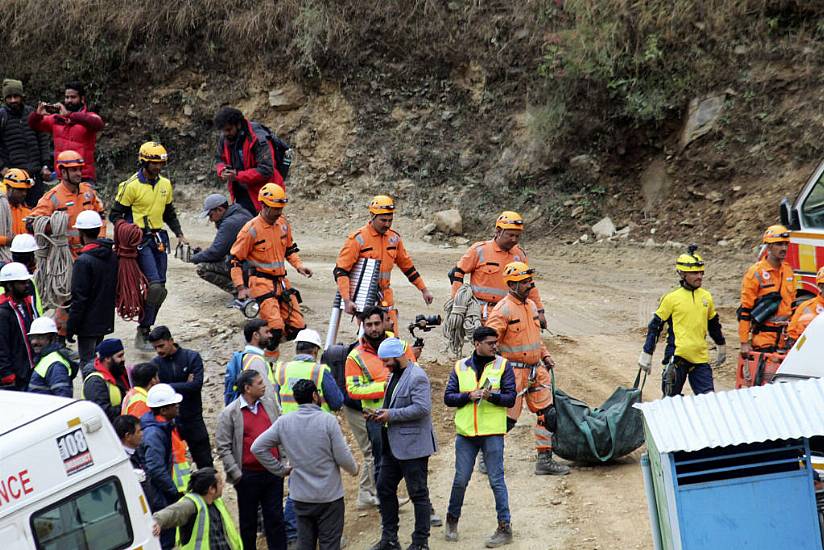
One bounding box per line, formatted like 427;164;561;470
114;220;148;322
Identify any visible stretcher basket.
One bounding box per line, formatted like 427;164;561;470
551;368;646;463
735;350;786;388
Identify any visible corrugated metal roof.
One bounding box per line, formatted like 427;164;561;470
634;378;824;453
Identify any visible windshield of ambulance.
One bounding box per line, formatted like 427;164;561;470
801;170;824;229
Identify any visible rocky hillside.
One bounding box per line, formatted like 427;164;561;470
2;0;823;247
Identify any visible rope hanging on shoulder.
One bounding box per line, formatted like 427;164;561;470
0;195;12;262
32;212;73;309
114;220;148;322
443;283;481;357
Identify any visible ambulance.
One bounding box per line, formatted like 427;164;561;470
780;159;824;298
0;392;160;549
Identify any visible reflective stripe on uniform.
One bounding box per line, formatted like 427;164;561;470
249;260;285;270
454;356;507;436
498;342;543;354
470;284;507;297
33;351;70;378
355;233;365;246
81;371;122;406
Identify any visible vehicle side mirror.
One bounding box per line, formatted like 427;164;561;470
780;197;799;230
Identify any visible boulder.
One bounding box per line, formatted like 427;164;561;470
591;216;616;238
268;83;305;111
418;223;437;236
434;209;463;235
679;93;726;151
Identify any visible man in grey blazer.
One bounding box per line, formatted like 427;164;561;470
367;337;437;550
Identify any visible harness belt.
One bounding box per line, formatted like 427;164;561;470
251;269;283;282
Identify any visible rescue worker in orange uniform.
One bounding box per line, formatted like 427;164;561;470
334;195;433;332
230;184;311;355
486;261;570;476
30;150;105;258
0;169;33;245
738;225;796;354
449;211;546;325
786;266;824;346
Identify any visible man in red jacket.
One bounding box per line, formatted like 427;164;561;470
28;81;104;183
213;106;284;216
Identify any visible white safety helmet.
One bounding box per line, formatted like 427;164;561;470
28;316;58;336
295;328;323;349
10;234;39;253
0;262;32;282
74;210;103;230
147;383;183;408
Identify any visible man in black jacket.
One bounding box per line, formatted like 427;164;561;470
68;210;118;365
114;414;158;510
149;325;213;468
81;338;130;422
0;79;51;206
191;193;252;296
0;261;37;390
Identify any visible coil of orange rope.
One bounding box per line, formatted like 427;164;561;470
114;220;148;322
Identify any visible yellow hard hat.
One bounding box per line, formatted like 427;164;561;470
503;261;534;283
2;168;33;189
676;252;705;272
56;150;85;170
495;211;524;231
762;224;790;244
259;183;288;207
368;195;395;215
816;266;824;285
138;141;168;163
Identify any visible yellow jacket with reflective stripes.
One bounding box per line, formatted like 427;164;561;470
275;359;330;414
453;356;508;436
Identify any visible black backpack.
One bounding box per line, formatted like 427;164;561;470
259;124;292;179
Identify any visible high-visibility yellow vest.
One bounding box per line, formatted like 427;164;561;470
244;353;277;386
33;351;70;379
274;360;329;414
121;387;149;417
177;493;242;550
454;356;507;437
81;371;122;406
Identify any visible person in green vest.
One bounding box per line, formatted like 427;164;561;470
442;326;517;547
274;328;344;414
27;316;76;397
152;467;242;550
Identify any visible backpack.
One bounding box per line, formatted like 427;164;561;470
259;124;292;179
224;351;245;405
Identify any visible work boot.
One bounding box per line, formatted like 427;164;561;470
134;327;153;352
405;545;429;550
368;540;401;550
477;452;488;475
534;450;570;476
444;514;459;542
485;522;513;548
356;493;380;510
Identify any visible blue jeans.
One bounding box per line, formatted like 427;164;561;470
284;493;297;542
447;434;510;523
138;230;169;328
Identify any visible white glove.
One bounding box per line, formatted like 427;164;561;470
638;351;653;373
715;345;726;368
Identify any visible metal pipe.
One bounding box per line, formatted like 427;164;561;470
325;307;342;350
641;452;664;550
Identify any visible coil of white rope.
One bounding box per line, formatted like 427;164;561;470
32;211;73;309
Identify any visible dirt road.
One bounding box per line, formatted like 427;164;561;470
109;207;751;550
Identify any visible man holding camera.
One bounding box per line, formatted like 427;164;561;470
486;262;569;476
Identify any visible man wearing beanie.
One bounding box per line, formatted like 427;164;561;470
0;79;51;206
81;338;131;422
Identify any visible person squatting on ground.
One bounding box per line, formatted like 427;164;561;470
28;80;104;183
787;266;824;346
443;326;516;547
334;195;433;333
67;210;117;365
27;316;76;397
110;141;188;350
368;337;437;550
0;79;50;206
252;379;358;550
230;184;312;357
149;325;213;469
449;211;546;326
486;262;570;476
640;247;726;397
214;106;285;216
0;262;38;390
152;467;242;550
81;338;130;422
191;193;252;297
217;369;287;550
738;225;796;354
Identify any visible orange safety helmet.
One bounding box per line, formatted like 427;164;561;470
56;150;85;171
762;224;790;244
2;168;34;189
258;183;288;207
503;261;535;283
816;266;824;285
495;211;524;231
368;195;395;215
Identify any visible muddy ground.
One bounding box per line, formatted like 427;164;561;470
107;205;753;550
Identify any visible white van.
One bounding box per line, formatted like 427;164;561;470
0;392;160;549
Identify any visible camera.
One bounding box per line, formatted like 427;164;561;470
43;103;60;114
408;314;442;348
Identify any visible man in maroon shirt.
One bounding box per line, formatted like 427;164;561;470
216;369;286;549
